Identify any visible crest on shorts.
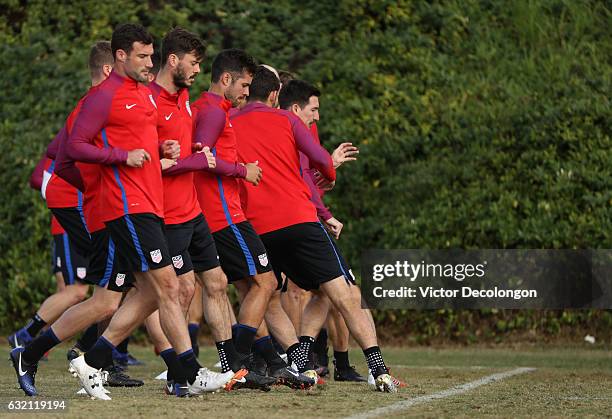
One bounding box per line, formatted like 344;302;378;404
258;253;268;267
76;267;87;279
150;249;162;264
115;273;126;287
56;257;61;268
172;255;184;269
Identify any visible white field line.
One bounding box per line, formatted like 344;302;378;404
345;367;536;419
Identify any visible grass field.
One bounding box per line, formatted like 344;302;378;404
1;343;610;418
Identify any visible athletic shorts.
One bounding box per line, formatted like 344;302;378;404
106;213;171;273
260;222;353;291
212;221;272;282
50;207;92;259
52;233;89;286
165;214;220;276
90;229;134;292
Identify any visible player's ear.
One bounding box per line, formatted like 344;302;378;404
102;64;113;78
168;53;178;68
291;103;301;115
269;90;278;107
115;49;127;63
221;72;232;87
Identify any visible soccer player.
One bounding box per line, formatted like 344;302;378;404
190;49;312;389
147;27;257;396
231;68;399;392
61;24;242;399
7;156;88;349
10;40;146;397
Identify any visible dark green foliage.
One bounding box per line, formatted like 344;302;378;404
1;0;610;340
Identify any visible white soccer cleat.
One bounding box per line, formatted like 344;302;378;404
76;387;110;395
155;370;168;380
213;361;222;369
374;373;397;393
69;355;111;400
187;368;236;395
367;369;375;388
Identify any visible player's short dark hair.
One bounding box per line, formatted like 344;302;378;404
88;41;113;78
248;66;281;102
111;23;154;58
161;27;205;66
211;49;257;83
278;70;295;87
279;79;320;110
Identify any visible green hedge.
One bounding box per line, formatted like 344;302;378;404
1;0;610;340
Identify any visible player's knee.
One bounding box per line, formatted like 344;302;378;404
158;277;180;303
179;279;196;308
73;284;89;302
203;272;228;297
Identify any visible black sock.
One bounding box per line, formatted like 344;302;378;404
287;341;309;372
160;348;185;383
231;323;238;341
25;313;47;338
334;350;350;369
254;336;286;371
116;337;129;355
216;339;242;373
270;335;285;355
76;323;99;352
299;335;316;370
177;349;201;384
84;337;115;370
363;346;388;377
22;328;60;364
234;324;257;355
188;323;200;357
313;328;328;355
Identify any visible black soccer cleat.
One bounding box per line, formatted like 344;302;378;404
269;366;316;390
334;363;367;382
232;369;276;392
103;364;144;387
10;347;38;396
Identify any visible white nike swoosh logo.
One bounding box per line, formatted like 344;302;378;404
287;369;299;377
18;353;27;377
126;104;137;109
165;113;173;120
14;336;22;349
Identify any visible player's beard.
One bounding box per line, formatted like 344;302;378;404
126;66;149;83
173;64;194;89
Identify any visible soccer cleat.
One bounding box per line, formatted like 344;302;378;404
174;382;190;397
313;351;329;377
103;364;144;387
155;370;168;380
10;347;38;396
67;346;84;362
303;369;326;385
187;368;236;395
164;380;174;395
374;373;397;393
76;387;110;395
367;368;406;389
334;362;367;382
7;328;33;349
69;355;111;400
230;369;276;392
113;351;145;368
269;366;316;390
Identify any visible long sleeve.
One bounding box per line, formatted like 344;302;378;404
300;152;333;220
193;106;247;178
67;89;128;165
29;154;47;191
46;125;67;160
292;117;336;182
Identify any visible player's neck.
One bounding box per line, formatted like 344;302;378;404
155;68;178;94
208;83;225;99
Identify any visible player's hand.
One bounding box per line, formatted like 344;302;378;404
193;142;204;152
245;161;263;186
202;146;216;169
332;142;359;168
161;140;180;159
313;170;335;191
323;217;343;239
160;158;177;170
126;149;151;168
